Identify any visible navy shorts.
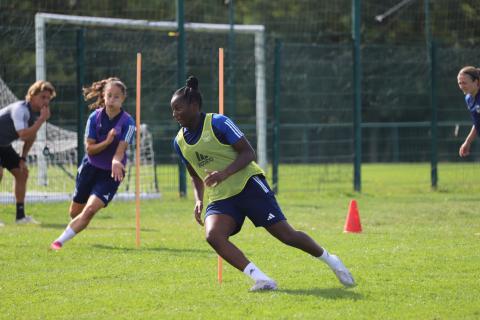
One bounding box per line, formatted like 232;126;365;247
0;145;21;170
73;161;121;206
205;175;286;235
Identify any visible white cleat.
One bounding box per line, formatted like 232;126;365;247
250;279;278;292
15;216;41;225
330;255;356;288
0;220;5;227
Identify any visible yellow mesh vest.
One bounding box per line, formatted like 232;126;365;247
176;113;264;202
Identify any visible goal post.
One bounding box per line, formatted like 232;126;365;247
34;12;268;173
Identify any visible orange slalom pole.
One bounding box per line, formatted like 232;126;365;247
217;48;224;284
135;52;142;248
219;48;224;115
217;255;223;284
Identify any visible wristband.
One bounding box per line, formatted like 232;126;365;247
19;157;27;161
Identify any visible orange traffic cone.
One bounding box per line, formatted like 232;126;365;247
344;199;362;233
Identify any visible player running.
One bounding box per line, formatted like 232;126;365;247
171;75;355;291
50;77;135;250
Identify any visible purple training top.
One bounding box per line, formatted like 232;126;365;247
85;108;136;170
465;93;480;135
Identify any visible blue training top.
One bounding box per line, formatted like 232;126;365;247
465;93;480;135
173;112;244;166
84;108;136;170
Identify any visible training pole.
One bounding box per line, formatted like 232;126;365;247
135;52;142;248
217;48;224;284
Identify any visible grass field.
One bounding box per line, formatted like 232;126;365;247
1;163;479;319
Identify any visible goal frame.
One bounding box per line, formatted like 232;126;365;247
34;12;268;177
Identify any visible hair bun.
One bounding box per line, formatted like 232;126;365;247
186;76;199;90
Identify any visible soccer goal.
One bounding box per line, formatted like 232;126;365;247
34;12;268;171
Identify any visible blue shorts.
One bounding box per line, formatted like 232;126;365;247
205;175;286;235
73;160;120;206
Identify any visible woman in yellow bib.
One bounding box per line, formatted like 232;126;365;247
171;76;355;291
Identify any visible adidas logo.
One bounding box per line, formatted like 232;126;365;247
195;152;214;167
267;213;275;221
103;193;110;199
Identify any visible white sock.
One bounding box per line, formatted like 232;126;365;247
317;248;336;269
243;262;272;282
56;226;76;244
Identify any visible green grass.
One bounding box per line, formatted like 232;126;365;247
1;163;479;319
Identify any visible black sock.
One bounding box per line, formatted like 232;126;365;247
16;203;25;220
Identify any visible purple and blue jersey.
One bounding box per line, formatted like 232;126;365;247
84;108;135;170
73;108;135;206
465;93;480;135
173;112;244;165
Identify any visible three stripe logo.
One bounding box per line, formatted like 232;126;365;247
196;152;214;167
196;152;208;161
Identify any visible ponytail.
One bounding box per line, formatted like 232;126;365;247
83;77;127;109
172;75;203;109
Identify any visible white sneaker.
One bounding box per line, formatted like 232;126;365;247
0;220;4;227
15;216;41;225
329;255;356;287
250;279;277;292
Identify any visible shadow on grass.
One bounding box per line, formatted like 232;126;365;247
40;223;157;232
92;243;210;255
278;287;363;300
39;223;69;229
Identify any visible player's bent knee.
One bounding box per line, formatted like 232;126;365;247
81;206;98;221
69;210;81;219
69;202;85;217
205;233;217;247
205;230;225;248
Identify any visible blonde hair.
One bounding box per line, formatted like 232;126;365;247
25;80;56;102
459;66;480;81
83;77;127;110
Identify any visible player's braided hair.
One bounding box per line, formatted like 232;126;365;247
83;77;127;109
173;75;203;109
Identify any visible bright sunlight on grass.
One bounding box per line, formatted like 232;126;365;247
1;163;479;319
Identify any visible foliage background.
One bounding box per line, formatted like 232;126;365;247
1;1;480;192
